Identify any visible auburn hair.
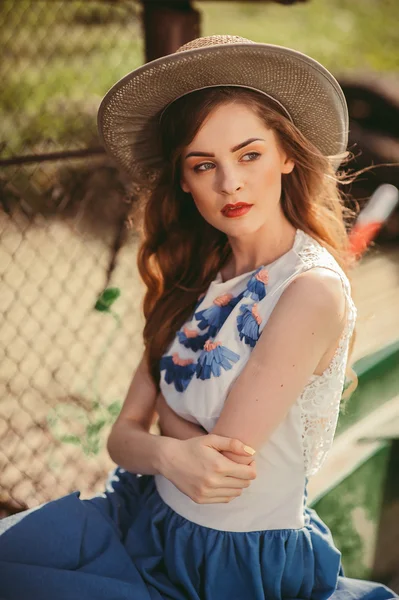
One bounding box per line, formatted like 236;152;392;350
135;87;358;393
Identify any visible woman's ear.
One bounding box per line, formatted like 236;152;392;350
180;178;190;193
281;157;295;175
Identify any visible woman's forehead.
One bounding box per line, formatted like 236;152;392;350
185;103;274;152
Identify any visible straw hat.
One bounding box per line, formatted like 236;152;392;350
97;35;349;184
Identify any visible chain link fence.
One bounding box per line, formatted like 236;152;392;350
0;0;149;516
1;0;141;157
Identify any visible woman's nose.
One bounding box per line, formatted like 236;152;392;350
219;167;243;195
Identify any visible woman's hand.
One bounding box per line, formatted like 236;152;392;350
160;434;257;504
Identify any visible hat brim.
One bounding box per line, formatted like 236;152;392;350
97;42;349;182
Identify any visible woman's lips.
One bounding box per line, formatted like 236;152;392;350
221;204;253;218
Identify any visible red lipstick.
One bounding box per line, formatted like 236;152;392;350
221;203;253;218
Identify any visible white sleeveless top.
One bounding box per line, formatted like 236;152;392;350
155;229;357;531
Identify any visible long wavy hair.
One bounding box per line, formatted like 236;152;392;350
135;87;358;393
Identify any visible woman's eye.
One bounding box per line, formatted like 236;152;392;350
194;162;214;172
242;152;260;161
193;152;260;172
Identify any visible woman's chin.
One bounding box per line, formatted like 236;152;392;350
222;219;260;237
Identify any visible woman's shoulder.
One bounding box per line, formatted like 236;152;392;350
251;229;357;343
283;267;347;317
258;267;348;361
289;230;357;337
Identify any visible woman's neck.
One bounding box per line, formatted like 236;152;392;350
222;219;297;281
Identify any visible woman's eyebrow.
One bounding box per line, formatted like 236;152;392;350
184;137;265;159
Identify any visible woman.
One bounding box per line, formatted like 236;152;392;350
0;35;396;600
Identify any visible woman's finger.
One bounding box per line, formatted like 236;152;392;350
214;477;251;489
199;490;243;503
221;459;257;481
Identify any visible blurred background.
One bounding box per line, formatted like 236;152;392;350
0;0;398;590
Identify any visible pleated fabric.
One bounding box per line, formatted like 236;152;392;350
0;468;396;600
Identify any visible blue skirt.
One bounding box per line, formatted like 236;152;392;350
0;467;396;600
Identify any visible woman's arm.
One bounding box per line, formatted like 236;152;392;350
107;354;256;499
157;406;258;503
107;355;178;474
211;269;347;453
155;385;253;466
107;354;258;504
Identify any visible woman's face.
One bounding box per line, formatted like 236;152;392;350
180;102;295;236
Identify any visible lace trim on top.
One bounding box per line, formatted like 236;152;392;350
296;236;357;477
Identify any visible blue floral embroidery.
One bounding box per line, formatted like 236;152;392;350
196;341;240;380
160;354;196;392
177;328;210;352
243;267;269;301
237;302;262;348
195;291;245;336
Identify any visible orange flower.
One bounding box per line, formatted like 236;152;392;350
251;303;262;325
255;268;269;284
172;353;194;367
203;340;222;352
213;293;234;307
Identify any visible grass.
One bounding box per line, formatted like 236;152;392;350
1;0;143;157
197;0;399;72
1;0;398;158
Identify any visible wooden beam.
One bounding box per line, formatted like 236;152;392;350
142;1;201;62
